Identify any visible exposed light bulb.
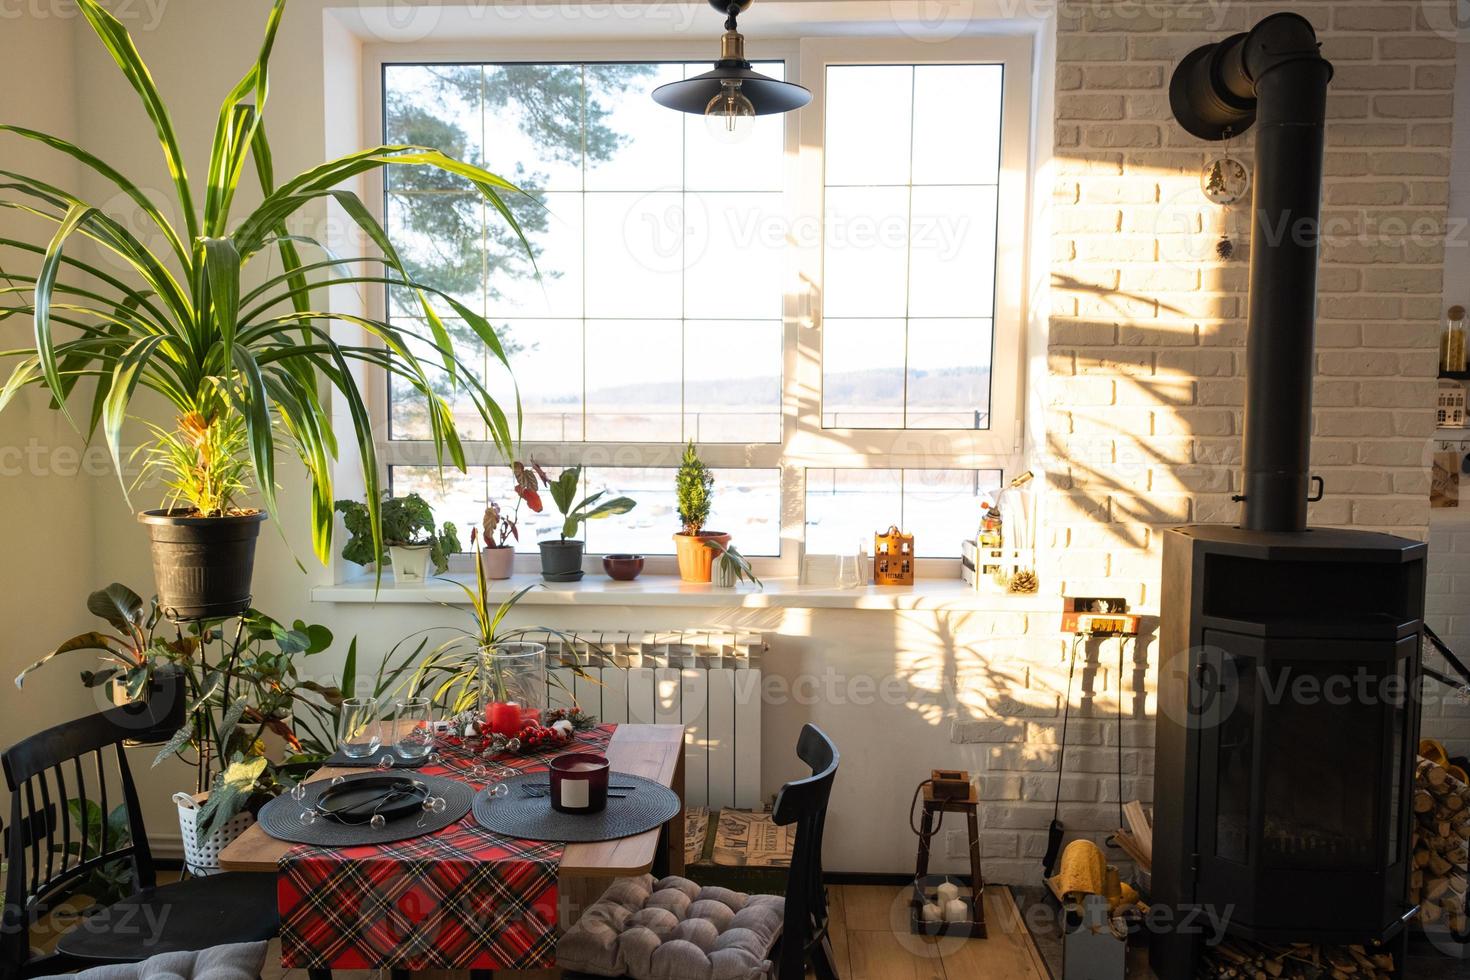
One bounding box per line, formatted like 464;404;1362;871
704;80;755;144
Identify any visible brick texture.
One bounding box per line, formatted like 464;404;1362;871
955;2;1458;882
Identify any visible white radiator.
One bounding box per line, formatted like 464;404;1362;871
524;630;765;810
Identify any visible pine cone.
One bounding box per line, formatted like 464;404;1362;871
1007;569;1039;594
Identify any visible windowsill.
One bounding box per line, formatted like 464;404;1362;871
312;572;1059;612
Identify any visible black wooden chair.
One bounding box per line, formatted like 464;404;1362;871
1;673;279;980
564;723;841;980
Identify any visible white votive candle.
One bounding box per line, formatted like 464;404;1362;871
921;902;943;923
943;899;969;923
935;881;961;905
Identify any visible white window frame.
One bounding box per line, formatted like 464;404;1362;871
353;32;1033;581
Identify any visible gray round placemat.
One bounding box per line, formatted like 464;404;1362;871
258;772;473;846
472;771;681;842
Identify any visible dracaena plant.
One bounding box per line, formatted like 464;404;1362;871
0;0;529;563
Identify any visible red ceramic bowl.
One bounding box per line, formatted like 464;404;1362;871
603;554;645;581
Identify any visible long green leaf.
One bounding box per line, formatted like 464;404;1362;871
204;0;284;234
201;238;241;355
34;203;95;430
229;345;277;519
0;124;189;267
75;0;198;243
101;335;166;502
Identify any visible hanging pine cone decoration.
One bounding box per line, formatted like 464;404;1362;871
1215;234;1234;260
1007;569;1039;594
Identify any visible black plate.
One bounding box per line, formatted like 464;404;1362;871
314;774;428;824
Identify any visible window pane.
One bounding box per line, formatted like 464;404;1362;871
822;186;909;318
389;465;488;542
805;468;1003;559
489;191;584;319
902;469;1001;556
824;66;912;186
911;65;1003;186
489;319;584;442
584;64;683;191
684;192;785;320
386;193;485;317
906;318;993;429
585;320;682;442
581;467;781;556
385;65;484;191
481;64;585;192
907;186;997;318
388;324;488;443
823;319;904;428
685;320;782;443
820;62;1003;431
805;469;902;556
584;192;684;318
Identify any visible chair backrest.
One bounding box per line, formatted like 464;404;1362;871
1;672;182;977
770;724;839;980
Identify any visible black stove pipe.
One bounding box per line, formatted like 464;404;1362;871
1169;14;1334;533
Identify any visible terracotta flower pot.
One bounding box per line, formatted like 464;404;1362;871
673;532;730;583
482;545;515;580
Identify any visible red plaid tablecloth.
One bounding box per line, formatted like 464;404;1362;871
278;724;615;971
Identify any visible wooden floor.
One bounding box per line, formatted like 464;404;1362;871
258;884;1049;980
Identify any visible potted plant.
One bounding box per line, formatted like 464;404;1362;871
335;493;460;585
14;583;190;743
707;540;763;590
13;581;342;869
408;526;594;735
482;460;547;580
674;441;729;582
0;0;530;617
539;466;636;582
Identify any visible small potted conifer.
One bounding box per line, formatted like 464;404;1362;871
673;441;729;583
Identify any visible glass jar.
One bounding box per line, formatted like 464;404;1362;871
478;642;548;736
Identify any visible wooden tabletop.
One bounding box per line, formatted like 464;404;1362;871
218;723;687;877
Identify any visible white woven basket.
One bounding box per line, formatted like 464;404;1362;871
175;792;255;876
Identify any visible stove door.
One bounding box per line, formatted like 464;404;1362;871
1194;629;1418;942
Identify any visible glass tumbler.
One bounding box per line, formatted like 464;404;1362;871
338;697;381;758
394;696;434;761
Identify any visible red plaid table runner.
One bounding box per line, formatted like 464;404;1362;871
278;724;615;970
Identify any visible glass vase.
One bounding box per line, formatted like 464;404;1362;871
478;642;548;736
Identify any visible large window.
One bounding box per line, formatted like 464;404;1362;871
373;37;1030;569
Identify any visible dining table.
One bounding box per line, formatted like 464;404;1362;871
218;722;687;973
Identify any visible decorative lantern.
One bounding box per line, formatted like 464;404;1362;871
873;526;914;586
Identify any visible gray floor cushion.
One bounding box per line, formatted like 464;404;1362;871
34;939;268;980
558;874;784;980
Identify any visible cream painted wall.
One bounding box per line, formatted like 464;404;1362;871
0;6;105;825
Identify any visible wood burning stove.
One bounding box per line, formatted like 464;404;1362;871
1153;13;1427;976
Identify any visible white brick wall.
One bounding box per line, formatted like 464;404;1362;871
946;2;1462;882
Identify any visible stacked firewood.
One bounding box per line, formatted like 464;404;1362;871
1112;799;1153;873
1410;755;1470;934
1198;939;1393;979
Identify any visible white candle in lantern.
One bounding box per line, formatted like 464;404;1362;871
943;898;969;923
921;902;943;923
936;881;961;905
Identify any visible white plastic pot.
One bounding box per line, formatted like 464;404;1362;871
174;791;254;876
388;544;432;585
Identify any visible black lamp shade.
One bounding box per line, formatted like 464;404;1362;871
652;66;811;115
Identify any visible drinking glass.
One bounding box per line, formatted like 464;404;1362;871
338;697;380;758
394;697;434;761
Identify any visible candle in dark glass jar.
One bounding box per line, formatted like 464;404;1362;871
549;753;610;813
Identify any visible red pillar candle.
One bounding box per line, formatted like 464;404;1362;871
486;700;523;736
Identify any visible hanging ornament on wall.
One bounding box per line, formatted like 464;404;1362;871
1200;128;1249;260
